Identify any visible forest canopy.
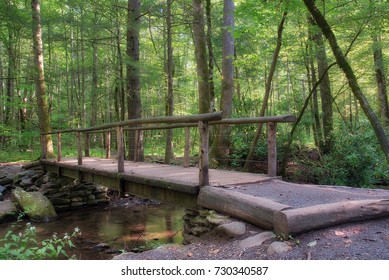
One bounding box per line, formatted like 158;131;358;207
0;0;388;188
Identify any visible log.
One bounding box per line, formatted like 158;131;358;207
57;133;62;162
116;126;124;173
198;121;209;187
267;122;277;177
273;199;389;237
85;133;90;157
184;126;190;168
77;131;82;165
198;186;291;229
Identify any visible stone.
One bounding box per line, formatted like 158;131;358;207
0;176;13;185
267;241;292;255
70;202;85;207
217;222;246;238
0;200;19;222
0;193;3;201
239;231;276;250
191;225;210;236
20;178;33;187
12;187;57;222
190;215;210;226
206;213;230;226
184;209;199;216
86;199;98;205
50;198;71;205
0;185;6;193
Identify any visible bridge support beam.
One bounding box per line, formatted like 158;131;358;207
199;121;209;188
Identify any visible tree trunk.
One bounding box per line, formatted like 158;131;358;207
127;0;143;161
164;0;174;164
372;34;389;126
311;21;333;154
31;0;54;158
244;11;287;171
303;0;389;164
212;0;235;165
90;41;98;127
205;0;215;111
192;0;210;114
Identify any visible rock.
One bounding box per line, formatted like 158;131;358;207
267;241;292;255
206;213;230;226
0;185;6;193
50;198;71;205
12;187;57;222
0;176;13;185
0;193;3;201
239;231;275;250
190;215;210;226
217;222;246;238
0;200;19;222
20;178;33;187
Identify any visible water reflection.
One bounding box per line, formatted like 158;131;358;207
0;204;184;260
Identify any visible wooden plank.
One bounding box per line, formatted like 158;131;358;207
57;133;61;162
77;131;82;165
116;126;124;172
267;122;277;177
105;131;111;159
273;199;389;238
184;126;190;168
198;121;209;187
198;186;291;229
134;129;139;162
85;133;90;157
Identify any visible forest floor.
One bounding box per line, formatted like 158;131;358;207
1;162;388;260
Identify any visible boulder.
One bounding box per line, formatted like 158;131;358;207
12;187;57;222
0;200;19;222
238;231;276;250
267;241;292;255
0;176;13;186
217;222;246;238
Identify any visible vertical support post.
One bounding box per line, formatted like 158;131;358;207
134;129;139;162
77;131;82;165
198;121;209;187
267;122;277;177
184;126;190;168
40;134;47;159
57;132;62;162
85;133;90;157
116;126;124;173
105;131;111;159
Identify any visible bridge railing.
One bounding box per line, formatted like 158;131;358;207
41;113;296;187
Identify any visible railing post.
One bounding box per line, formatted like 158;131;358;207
116;126;124;173
134;129;139;162
105;131;111;159
77;131;83;165
40;134;47;159
85;133;90;157
198;121;209;187
57;132;62;162
184;126;190;168
267;122;277;177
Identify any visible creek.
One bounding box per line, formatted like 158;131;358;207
0;203;185;260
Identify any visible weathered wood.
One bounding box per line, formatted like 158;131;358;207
77;131;82;165
22;161;41;169
198;121;209;187
267;122;277;177
116;126;124;172
273;199;389;237
198;186;291;229
57;133;62;162
211;115;296;125
134;129;139;162
184;126;190;168
40;134;47;159
105;131;111;159
85;133;90;157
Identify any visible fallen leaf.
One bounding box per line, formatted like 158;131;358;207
187;252;193;257
307;240;317;247
335;230;345;236
209;249;220;255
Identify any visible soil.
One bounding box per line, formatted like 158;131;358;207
1;162;388;260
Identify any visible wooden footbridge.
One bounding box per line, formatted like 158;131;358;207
40;112;389;237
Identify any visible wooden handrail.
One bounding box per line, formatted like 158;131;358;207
43;112;296;187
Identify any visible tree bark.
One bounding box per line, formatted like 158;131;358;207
303;0;389;164
164;0;174;164
372;34;389;126
212;0;235;165
192;0;210;114
31;0;54;158
127;0;143;161
244;11;287;171
205;0;215;111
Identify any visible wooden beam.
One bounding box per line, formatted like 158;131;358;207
116;126;124;173
198;121;209;187
105;131;111;159
134;129;139;162
184;126;190;168
77;131;82;165
267;122;277;177
198;186;291;229
57;133;61;162
273;199;389;237
85;133;90;157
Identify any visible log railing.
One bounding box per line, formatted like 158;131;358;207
41;113;296;187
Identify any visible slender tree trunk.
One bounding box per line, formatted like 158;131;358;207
165;0;174;164
0;43;4;125
5;29;15;125
303;0;389;164
212;0;234;165
192;0;210;114
244;11;287;171
205;0;215;111
31;0;54;158
90;41;98;127
372;34;389;126
127;0;143;161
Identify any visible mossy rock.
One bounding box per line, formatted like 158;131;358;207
12;187;57;222
0;200;19;223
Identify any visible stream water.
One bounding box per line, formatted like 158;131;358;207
0;204;185;260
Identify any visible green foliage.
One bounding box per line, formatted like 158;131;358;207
0;222;81;260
